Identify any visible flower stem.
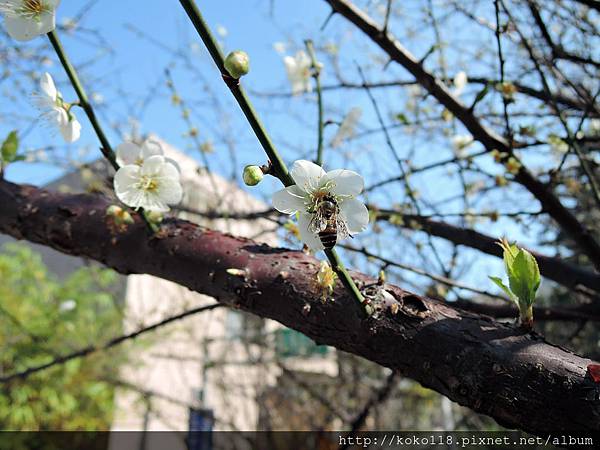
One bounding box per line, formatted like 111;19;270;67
305;40;324;167
47;30;155;234
324;248;365;306
178;0;365;310
47;30;118;171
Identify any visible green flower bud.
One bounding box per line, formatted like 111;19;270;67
146;210;164;225
224;50;250;79
243;164;263;186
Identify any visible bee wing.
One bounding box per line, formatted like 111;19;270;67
336;216;350;241
309;212;328;233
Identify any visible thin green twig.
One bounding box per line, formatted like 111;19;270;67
47;30;157;233
178;0;365;310
305;40;324;166
47;30;118;170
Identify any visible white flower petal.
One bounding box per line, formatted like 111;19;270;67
4;11;55;41
52;106;68;126
60;116;81;143
323;169;364;197
140;155;167;175
114;165;142;206
156;177;183;205
272;185;306;214
283;56;297;72
51;0;62;8
143;194;170;213
141;139;164;160
165;157;181;174
339;198;369;234
298;212;324;251
116;142;141;166
155;159;181;182
35;10;57;34
290;160;325;193
39;72;57;100
453;71;468;95
284;51;313;95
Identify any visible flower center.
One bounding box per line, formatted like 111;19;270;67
137;175;159;192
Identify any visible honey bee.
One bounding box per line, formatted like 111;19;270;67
308;194;349;249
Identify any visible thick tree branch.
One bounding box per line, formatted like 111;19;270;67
0;179;599;434
322;0;600;270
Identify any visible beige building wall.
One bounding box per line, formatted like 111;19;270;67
109;137;283;439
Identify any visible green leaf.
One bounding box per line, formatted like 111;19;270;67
498;238;518;278
489;276;518;305
1;130;19;163
507;248;540;307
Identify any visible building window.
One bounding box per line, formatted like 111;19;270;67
274;328;328;358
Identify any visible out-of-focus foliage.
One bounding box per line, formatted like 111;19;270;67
0;243;123;430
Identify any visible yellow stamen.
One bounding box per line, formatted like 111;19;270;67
24;0;44;13
138;176;159;192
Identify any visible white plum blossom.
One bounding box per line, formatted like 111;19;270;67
451;134;473;156
452;71;468;96
283;50;315;96
114;155;183;213
33;72;81;143
0;0;59;41
272;160;369;251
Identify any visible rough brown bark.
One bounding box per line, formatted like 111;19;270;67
322;0;600;271
0;179;599;434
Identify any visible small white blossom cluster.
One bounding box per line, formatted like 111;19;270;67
33;72;81;142
451;134;474;156
272;160;369;251
452;71;468;97
283;50;320;96
113;140;183;213
0;0;59;41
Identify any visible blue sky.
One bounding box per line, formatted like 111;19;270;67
2;0;332;186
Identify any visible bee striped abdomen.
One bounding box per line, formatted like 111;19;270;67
318;227;338;249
